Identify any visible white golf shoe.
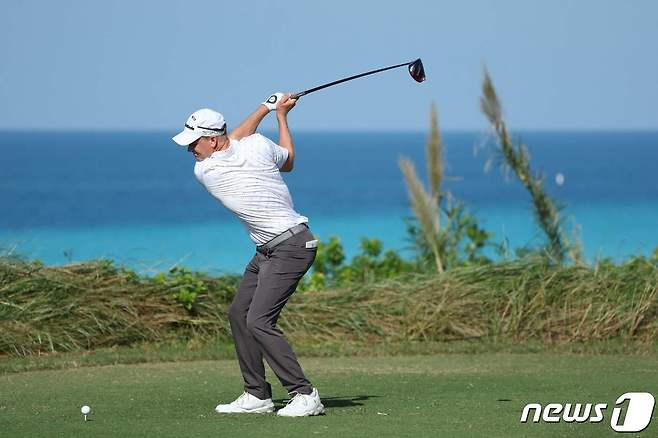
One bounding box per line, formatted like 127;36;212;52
277;388;325;417
215;391;274;414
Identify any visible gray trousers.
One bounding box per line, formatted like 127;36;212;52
227;227;317;400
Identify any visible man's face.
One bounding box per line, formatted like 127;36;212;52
187;136;216;162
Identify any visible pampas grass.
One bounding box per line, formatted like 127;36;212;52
480;67;581;263
399;102;445;273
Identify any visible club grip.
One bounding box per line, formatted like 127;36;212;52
291;92;305;100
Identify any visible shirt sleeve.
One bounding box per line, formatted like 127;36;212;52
253;134;289;169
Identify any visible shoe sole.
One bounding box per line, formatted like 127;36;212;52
277;403;325;417
215;405;275;414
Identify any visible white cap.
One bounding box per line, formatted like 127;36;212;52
172;108;227;146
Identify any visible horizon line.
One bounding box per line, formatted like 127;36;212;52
1;127;658;134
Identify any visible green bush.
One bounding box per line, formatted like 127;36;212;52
405;198;496;272
299;236;414;290
153;267;207;314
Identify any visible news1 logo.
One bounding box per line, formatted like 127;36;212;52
520;392;655;432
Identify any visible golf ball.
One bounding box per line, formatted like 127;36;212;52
81;405;90;415
555;173;565;186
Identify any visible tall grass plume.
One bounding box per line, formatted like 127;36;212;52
480;67;581;263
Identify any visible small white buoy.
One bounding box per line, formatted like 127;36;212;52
555;173;565;186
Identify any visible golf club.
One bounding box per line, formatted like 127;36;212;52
291;58;425;100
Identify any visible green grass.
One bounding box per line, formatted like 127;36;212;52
2;339;658;375
1;353;656;437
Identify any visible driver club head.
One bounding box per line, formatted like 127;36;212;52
408;58;426;83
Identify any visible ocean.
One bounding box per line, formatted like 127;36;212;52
1;130;657;275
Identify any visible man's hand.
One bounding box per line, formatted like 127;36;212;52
276;93;297;117
276;93;297;172
261;92;284;112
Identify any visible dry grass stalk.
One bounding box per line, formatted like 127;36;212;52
479;67;579;263
399;158;444;273
398;102;446;273
427;102;443;205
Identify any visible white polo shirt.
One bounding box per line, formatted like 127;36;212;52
193;133;308;245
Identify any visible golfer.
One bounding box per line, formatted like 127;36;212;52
172;93;324;417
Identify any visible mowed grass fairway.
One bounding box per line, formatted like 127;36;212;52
1;353;657;437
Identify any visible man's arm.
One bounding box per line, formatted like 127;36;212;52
228;105;269;141
276;95;297;172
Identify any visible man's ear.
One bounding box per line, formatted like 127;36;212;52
216;135;229;148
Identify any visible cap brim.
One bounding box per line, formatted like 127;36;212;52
172;129;203;146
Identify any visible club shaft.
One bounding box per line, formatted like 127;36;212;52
293;61;412;99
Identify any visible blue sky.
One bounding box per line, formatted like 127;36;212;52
1;0;657;131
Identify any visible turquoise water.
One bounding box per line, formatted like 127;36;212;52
3;203;655;274
1;131;657;274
